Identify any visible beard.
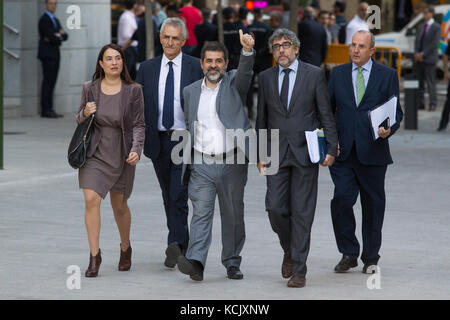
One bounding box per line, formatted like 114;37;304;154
205;68;224;84
276;54;296;68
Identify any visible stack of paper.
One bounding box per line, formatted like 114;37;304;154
368;96;397;140
305;129;327;163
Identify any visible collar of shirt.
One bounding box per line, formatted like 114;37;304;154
124;9;136;19
352;58;373;73
353;14;366;24
278;58;299;77
425;18;435;27
162;51;183;68
45;10;55;19
201;77;222;93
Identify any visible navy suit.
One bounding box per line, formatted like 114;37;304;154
328;60;403;264
38;12;68;116
136;54;203;250
297;18;328;67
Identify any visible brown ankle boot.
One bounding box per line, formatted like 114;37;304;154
118;243;132;271
85;249;102;277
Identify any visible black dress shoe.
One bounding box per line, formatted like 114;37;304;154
227;266;244;280
41;112;59;118
52;111;64;118
177;256;203;281
362;262;378;274
287;274;306;288
437;126;446;132
334;255;358;273
164;242;182;268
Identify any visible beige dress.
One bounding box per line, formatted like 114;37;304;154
78;88;135;199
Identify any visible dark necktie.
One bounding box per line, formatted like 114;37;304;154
280;68;291;110
419;24;429;52
162;61;174;130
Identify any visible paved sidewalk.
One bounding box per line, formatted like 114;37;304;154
1;87;450;300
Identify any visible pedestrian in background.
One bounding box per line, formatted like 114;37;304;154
298;7;328;67
223;7;244;71
179;0;202;55
38;0;68;118
247;7;273;120
318;10;332;44
117;0;139;79
414;5;441;111
437;44;450;131
76;43;145;278
269;11;283;30
194;8;218;58
328;13;340;44
345;1;369;45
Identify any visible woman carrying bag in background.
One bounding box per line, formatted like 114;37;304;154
75;43;145;277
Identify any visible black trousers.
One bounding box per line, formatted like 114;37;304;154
152;132;189;250
329;146;387;264
124;46;137;80
266;147;319;276
40;57;60;115
439;80;450;129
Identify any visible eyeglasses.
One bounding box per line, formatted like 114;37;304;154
272;41;294;51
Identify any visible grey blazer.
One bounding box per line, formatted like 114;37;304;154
256;59;338;166
181;52;255;184
75;79;146;159
414;22;441;64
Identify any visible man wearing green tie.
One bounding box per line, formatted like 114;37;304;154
327;30;403;275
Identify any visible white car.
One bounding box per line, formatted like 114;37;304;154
375;4;450;73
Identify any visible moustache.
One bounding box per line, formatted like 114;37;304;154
207;67;220;72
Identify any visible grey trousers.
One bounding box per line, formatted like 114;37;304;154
265;148;319;276
186;154;248;269
416;62;437;108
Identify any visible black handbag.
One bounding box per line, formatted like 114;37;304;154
67;83;96;169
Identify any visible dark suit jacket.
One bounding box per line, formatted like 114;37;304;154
132;14;161;62
135;54;203;161
248;21;273;73
256;60;338;167
38;13;68;60
328;60;404;166
414;21;442;64
297;19;328;67
75;79;145;159
194;21;218;57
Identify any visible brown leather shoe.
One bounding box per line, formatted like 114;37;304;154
287;274;306;288
118;243;132;271
282;253;293;279
85;249;102;277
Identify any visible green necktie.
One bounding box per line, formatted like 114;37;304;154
356;67;365;106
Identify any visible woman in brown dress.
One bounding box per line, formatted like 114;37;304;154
75;43;145;277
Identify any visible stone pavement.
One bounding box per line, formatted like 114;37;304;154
1;83;450;300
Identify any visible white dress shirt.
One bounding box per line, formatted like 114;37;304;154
117;10;138;47
352;58;373;105
194;79;234;155
278;59;299;109
345;14;370;45
158;52;186;131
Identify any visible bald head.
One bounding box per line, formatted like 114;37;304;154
358;2;369;20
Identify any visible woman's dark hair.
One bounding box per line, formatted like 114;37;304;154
200;41;229;62
92;43;134;84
